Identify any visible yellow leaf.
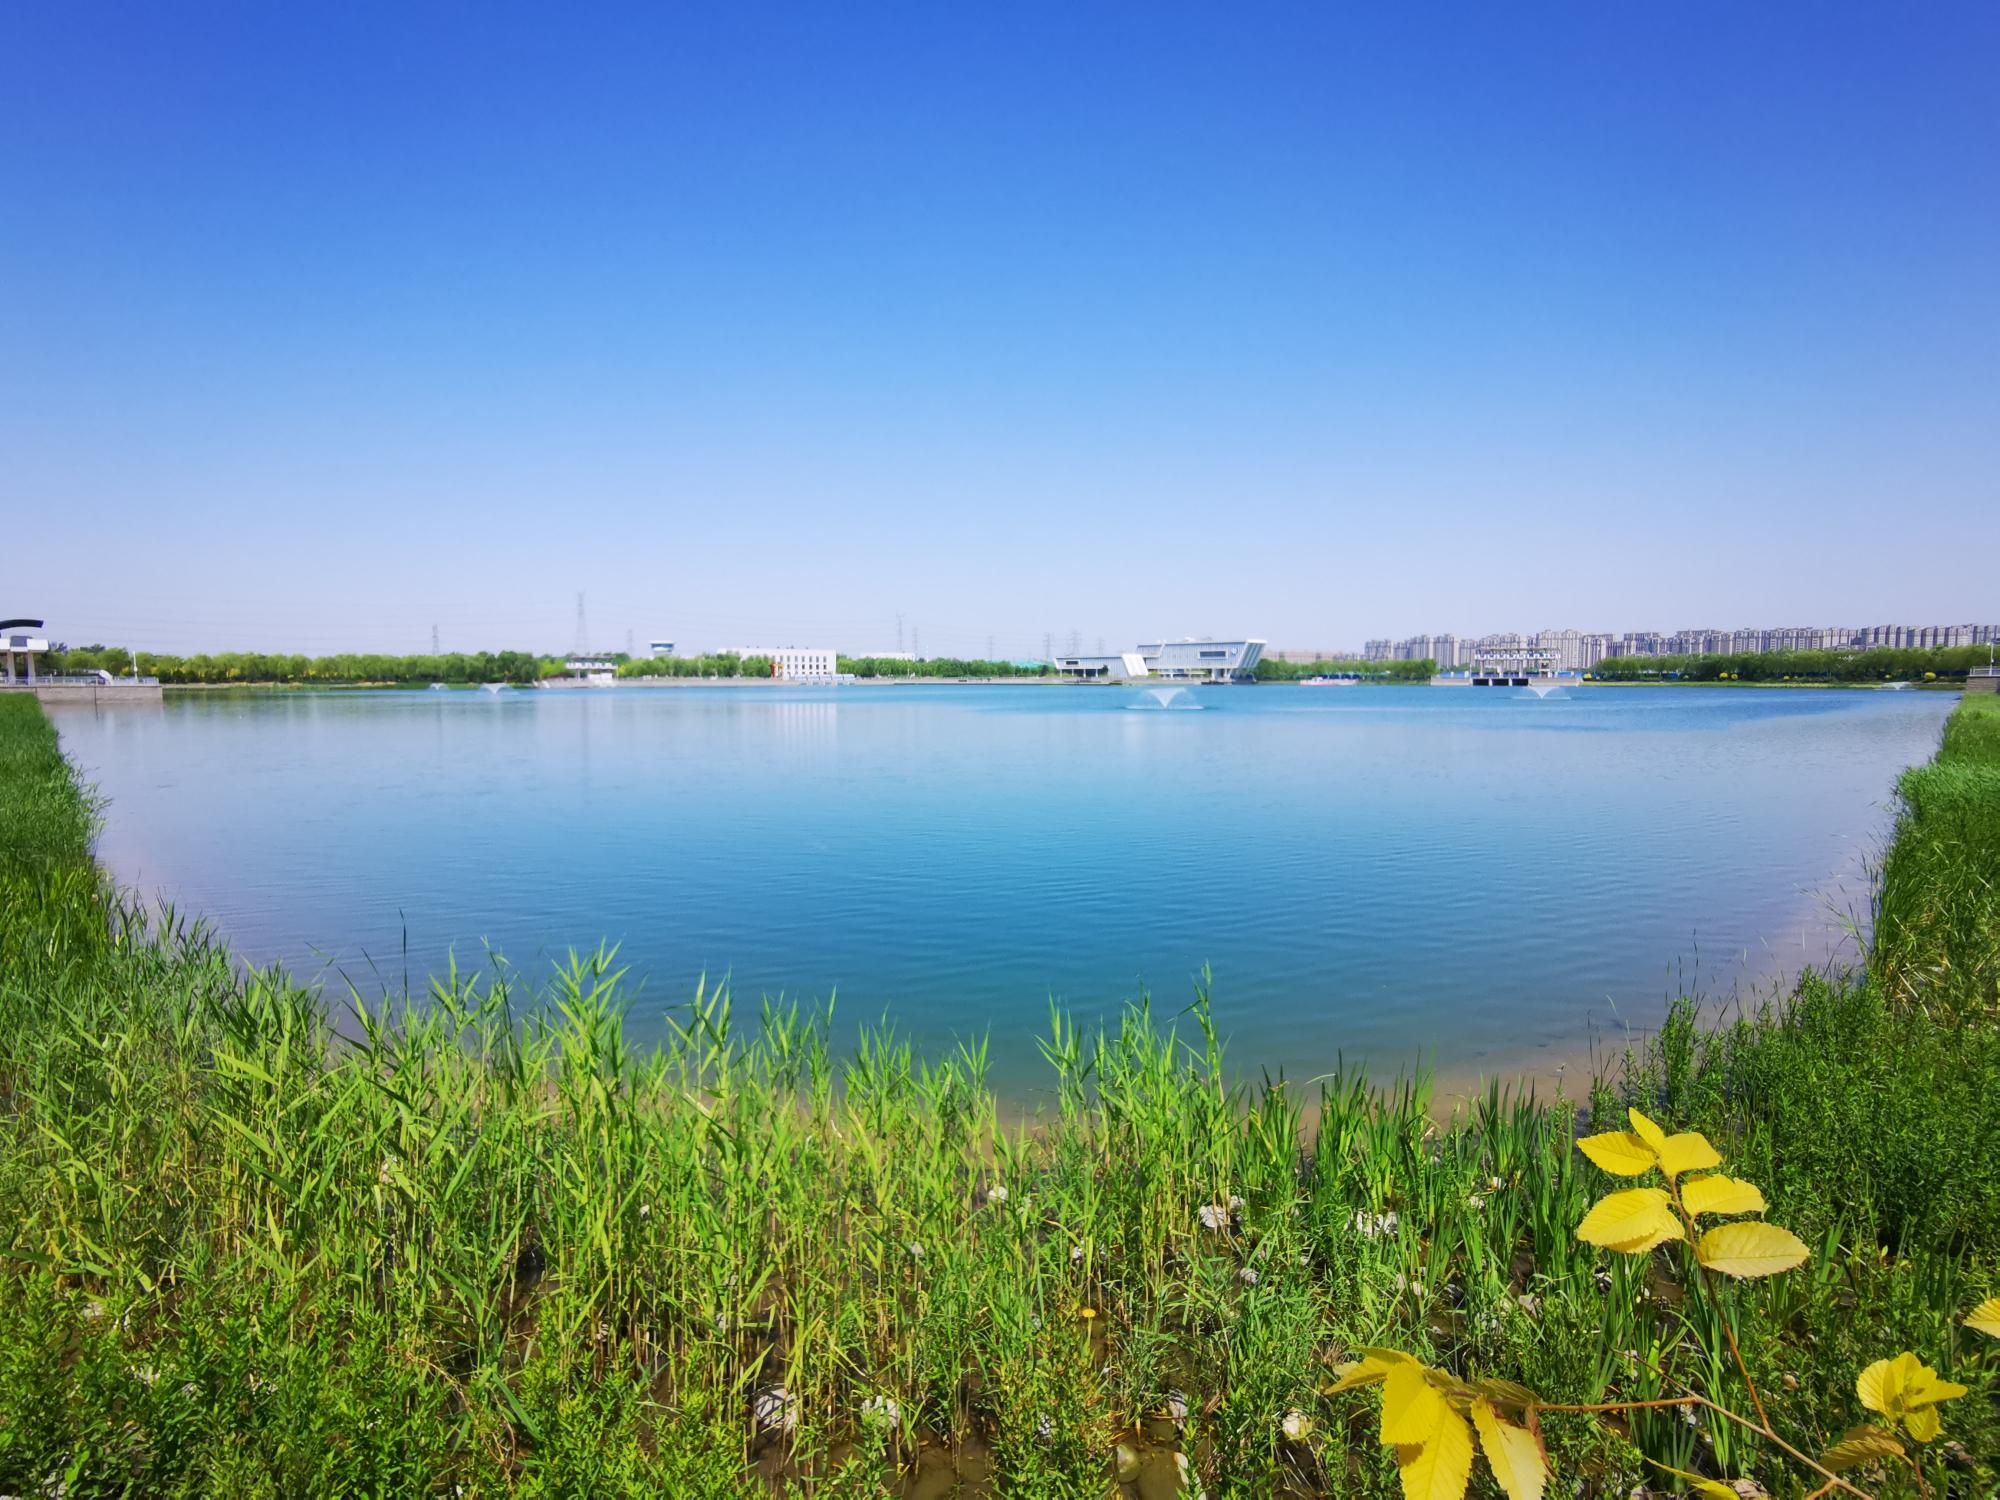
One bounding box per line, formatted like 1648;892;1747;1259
1904;1404;1940;1444
1577;1188;1679;1250
1575;1130;1658;1177
1470;1398;1546;1500
1396;1404;1474;1500
1680;1175;1766;1219
1327;1351;1408;1394
1605;1223;1686;1255
1695;1222;1810;1278
1903;1365;1969;1408
1628;1108;1669;1153
1382;1358;1448;1446
1821;1423;1905;1472
1966;1296;2000;1339
1858;1354;1909;1416
1656;1132;1722;1179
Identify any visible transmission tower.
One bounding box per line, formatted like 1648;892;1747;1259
431;624;440;654
1043;632;1054;661
573;593;588;655
1068;629;1081;655
896;614;905;654
986;634;995;661
1095;635;1105;655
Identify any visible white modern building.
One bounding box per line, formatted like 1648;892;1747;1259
1053;638;1266;683
2;619;50;684
740;647;839;681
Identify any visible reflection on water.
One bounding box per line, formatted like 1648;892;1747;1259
54;684;1951;1094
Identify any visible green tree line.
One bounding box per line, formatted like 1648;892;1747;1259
1592;645;1992;682
1254;656;1436;681
50;647;551;685
838;656;1052;678
617;653;777;678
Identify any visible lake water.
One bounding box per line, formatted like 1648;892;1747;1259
51;683;1950;1098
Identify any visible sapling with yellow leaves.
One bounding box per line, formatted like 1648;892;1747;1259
1326;1349;1549;1500
1573;1108;1810;1279
1324;1109;1886;1500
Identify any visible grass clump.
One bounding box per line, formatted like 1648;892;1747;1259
0;691;1996;1496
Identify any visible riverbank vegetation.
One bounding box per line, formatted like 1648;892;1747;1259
1;694;1995;1496
1591;646;1993;684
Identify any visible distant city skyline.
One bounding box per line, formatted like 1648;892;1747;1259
8;5;1997;652
1350;621;2000;671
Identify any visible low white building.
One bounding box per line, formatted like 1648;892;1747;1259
740;647;839;681
1053;638;1266;683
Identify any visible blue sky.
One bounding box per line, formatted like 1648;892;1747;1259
4;3;1996;655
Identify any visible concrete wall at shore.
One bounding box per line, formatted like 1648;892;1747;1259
0;683;165;706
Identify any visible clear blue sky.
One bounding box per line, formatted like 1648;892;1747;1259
5;2;1995;656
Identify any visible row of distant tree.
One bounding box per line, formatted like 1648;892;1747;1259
49;647;551;685
835;656;1051;678
1591;646;1992;682
1254;656;1437;681
617;653;775;678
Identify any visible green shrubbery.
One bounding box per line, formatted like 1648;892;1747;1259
0;692;1994;1496
1592;646;1991;683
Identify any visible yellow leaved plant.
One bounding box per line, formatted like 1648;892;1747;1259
1575;1108;1809;1278
1854;1352;1967;1445
1327;1349;1547;1500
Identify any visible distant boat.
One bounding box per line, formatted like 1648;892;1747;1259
1302;675;1360;687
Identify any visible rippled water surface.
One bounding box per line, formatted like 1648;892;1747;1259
53;684;1951;1095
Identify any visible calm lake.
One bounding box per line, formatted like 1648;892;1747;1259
53;683;1950;1098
